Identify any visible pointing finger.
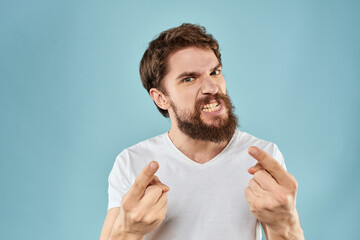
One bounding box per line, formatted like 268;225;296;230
248;163;265;175
248;146;288;185
150;176;170;193
128;161;160;200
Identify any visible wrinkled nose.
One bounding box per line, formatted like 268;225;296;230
201;76;219;95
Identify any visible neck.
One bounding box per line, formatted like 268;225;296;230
168;125;233;164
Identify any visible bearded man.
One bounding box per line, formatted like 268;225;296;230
100;23;304;240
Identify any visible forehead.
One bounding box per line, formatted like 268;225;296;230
166;47;219;75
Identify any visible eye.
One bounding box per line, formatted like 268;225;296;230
183;77;194;83
210;69;221;76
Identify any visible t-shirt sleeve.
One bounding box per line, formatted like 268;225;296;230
107;151;132;210
273;144;287;171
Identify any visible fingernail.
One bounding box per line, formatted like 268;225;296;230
249;147;258;156
150;162;158;170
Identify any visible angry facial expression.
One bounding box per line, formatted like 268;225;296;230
161;47;238;142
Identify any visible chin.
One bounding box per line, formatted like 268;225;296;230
201;111;227;122
202;117;228;128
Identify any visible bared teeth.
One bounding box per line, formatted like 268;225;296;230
202;102;220;112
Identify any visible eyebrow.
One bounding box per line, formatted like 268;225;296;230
175;63;222;80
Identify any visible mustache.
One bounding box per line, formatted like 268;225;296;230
175;91;238;143
196;92;229;107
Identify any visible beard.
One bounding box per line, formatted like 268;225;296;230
171;92;238;143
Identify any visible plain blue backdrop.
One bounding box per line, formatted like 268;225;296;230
1;0;359;239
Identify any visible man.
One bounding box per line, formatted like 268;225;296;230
100;23;304;240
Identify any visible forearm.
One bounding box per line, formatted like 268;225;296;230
264;224;304;240
109;231;145;240
263;210;304;240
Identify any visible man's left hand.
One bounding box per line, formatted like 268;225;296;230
245;146;304;240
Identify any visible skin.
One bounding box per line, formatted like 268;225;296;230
150;47;229;164
100;162;169;240
100;46;304;239
246;146;304;239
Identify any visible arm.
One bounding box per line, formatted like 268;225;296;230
262;215;304;240
100;207;120;240
100;206;147;240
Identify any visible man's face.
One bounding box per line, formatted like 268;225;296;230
162;47;238;142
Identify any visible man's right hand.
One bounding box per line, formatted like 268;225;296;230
109;161;169;240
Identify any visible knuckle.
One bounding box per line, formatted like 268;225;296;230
133;180;145;191
143;214;159;225
290;177;298;191
275;193;289;206
121;197;132;211
132;211;145;223
265;197;277;209
142;215;152;225
121;201;131;211
254;200;264;211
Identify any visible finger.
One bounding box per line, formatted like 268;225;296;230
248;146;288;185
128;161;159;200
248;178;266;198
150;176;170;192
158;199;168;220
253;170;278;191
244;187;257;212
153;192;168;212
248;163;265;175
245;186;257;203
141;185;163;207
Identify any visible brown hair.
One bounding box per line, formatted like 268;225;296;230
139;23;222;117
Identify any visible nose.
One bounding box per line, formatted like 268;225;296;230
201;75;219;95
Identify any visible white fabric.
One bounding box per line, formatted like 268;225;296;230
108;129;286;240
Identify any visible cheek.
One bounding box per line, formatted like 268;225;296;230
182;90;198;107
169;89;197;109
219;78;227;93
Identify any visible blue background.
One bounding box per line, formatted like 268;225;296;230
1;0;359;239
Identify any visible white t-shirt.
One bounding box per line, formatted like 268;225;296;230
108;129;286;240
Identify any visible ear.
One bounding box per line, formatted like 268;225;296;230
149;88;171;110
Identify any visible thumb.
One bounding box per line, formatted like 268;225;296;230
150;176;170;192
248;163;264;175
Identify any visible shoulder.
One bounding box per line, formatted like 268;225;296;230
232;129;277;149
113;132;169;170
122;132;168;156
231;129;285;167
